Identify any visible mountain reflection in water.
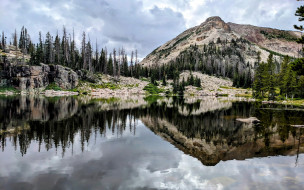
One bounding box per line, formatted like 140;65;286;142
0;96;304;189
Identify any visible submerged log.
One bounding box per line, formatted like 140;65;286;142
236;117;260;124
291;125;304;128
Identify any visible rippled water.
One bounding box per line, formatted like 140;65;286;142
0;96;304;190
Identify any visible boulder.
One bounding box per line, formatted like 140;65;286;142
77;70;98;83
49;65;78;89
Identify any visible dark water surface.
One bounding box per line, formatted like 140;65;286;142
0;96;304;190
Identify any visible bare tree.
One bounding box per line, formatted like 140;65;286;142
135;49;138;65
113;48;117;78
130;51;134;77
117;48;121;79
1;32;6;50
86;39;92;72
81;31;86;70
62;26;70;66
104;47;108;74
13;29;18;64
95;39;98;73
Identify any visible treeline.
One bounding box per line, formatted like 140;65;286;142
173;72;202;96
253;54;304;100
148;38;255;89
253;3;304;100
0;26;145;79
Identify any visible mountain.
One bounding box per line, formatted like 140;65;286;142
140;16;301;67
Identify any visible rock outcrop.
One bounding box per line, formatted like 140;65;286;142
2;63;78;90
48;64;79;89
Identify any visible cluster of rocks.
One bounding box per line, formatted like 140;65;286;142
91;87;146;98
180;71;232;90
44;90;79;97
86;75;149;98
179;71;250;97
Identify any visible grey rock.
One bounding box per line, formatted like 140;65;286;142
2;63;78;90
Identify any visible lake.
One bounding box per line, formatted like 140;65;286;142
0;96;304;190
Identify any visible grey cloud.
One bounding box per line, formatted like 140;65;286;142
0;0;300;59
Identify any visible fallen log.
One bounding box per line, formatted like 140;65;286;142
291;125;304;128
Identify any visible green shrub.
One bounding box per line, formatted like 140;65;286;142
45;83;62;91
260;30;297;42
217;94;229;97
0;86;19;93
144;95;162;104
89;82;120;90
143;83;164;95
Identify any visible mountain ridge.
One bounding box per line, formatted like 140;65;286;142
140;16;301;67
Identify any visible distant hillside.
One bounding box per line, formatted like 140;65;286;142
140;16;301;68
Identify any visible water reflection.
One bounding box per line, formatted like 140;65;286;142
0;96;304;189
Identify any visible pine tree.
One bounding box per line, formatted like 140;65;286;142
86;40;92;72
290;71;297;100
268;74;276;100
107;53;113;75
267;53;276;100
298;75;304;97
113;48;117;78
35;31;44;64
99;48;106;73
279;56;290;96
1;32;6;50
162;73;167;86
54;33;61;65
294;3;304;54
13;29;18;47
62;26;69;66
45;32;53;64
194;76;201;88
189;72;194;86
123;54;128;77
253;62;267;99
130;51;134;77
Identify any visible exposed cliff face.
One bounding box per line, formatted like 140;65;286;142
140;16;300;67
228;22;301;57
2;63;78;90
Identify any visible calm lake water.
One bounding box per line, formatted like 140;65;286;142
0;96;304;190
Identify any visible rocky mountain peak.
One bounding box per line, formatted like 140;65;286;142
198;16;231;32
205;16;224;23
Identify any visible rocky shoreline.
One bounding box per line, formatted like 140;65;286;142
1;65;303;106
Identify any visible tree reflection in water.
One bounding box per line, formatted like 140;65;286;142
0;96;303;166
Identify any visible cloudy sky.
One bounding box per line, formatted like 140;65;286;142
0;0;302;59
